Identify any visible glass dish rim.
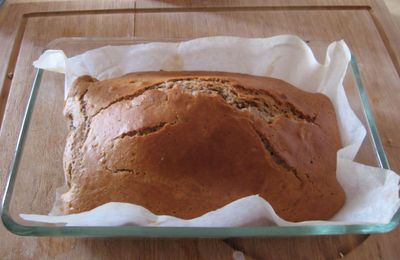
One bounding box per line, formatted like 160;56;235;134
1;38;399;237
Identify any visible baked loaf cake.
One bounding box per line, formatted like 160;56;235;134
62;71;345;222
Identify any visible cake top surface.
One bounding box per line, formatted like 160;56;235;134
62;71;344;221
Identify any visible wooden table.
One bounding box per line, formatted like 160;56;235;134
1;0;399;259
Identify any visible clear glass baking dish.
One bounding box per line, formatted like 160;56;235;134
1;37;399;237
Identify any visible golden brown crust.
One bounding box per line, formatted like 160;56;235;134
62;71;345;222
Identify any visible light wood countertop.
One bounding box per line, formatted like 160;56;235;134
0;1;399;259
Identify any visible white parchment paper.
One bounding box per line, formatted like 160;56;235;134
21;35;400;227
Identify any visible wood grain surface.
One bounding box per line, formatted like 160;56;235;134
0;0;399;259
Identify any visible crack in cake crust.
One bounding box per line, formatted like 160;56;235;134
253;129;303;184
112;122;169;140
90;78;317;125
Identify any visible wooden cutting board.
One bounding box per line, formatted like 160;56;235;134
0;0;399;259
